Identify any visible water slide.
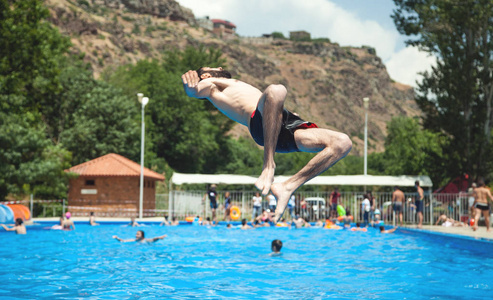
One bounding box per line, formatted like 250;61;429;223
0;205;14;224
6;204;31;221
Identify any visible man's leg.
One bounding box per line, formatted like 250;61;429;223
484;210;491;232
254;84;287;195
418;211;423;228
271;128;352;222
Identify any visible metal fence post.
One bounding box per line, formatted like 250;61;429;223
429;188;433;225
30;194;33;218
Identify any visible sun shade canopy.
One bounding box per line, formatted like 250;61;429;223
171;173;432;187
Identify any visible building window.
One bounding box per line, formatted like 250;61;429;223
85;180;95;186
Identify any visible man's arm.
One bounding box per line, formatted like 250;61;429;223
487;190;493;202
149;235;167;242
113;235;135;242
1;224;14;231
181;70;214;99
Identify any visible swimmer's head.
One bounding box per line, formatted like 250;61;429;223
15;218;23;226
90;212;94;216
227;223;232;228
379;226;385;232
356;222;361;228
136;230;145;240
197;67;232;81
241;218;247;225
65;212;71;219
271;239;283;253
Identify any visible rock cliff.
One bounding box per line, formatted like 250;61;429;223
45;0;420;155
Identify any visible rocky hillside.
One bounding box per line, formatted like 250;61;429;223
46;0;420;155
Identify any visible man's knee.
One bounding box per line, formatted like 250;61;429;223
332;133;352;156
265;84;287;104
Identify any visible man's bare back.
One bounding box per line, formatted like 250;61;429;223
392;189;405;203
473;186;493;204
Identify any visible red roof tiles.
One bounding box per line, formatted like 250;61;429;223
65;153;165;181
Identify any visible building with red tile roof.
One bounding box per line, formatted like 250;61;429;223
211;18;236;37
65;153;165;217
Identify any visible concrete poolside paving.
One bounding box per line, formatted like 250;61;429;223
403;224;493;241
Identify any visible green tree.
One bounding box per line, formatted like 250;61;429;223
0;110;72;199
55;64;141;165
382;117;447;186
0;0;70;113
392;0;493;181
271;32;285;39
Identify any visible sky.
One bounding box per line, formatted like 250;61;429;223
175;0;436;87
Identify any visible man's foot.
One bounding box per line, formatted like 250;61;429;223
271;183;292;223
472;226;478;231
255;167;275;195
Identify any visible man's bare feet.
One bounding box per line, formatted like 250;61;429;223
271;183;293;223
472;226;478;231
255;167;275;195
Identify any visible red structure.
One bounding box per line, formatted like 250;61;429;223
65;153;165;216
211;19;236;37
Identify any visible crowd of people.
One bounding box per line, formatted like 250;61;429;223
3;178;491;236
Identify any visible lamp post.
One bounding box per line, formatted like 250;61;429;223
363;97;369;176
137;93;149;219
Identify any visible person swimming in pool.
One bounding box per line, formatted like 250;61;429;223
113;230;167;243
1;218;26;234
270;239;283;256
62;212;75;230
240;218;253;230
128;217;140;227
182;68;352;223
379;226;398;234
89;212;99;226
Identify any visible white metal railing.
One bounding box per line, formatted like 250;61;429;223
163;190;459;225
29;191;481;226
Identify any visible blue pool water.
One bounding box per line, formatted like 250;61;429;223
1;224;493;299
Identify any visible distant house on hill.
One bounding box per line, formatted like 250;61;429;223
211;19;236;37
196;16;213;31
65;153;165;217
290;30;311;41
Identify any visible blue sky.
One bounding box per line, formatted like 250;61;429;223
176;0;435;87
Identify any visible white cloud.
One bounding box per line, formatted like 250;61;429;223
176;0;434;87
385;47;436;87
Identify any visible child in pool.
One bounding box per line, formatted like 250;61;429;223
270;239;283;256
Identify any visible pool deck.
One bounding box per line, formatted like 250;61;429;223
402;224;493;241
30;217;493;241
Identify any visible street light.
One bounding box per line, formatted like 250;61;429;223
363;97;370;176
137;93;149;219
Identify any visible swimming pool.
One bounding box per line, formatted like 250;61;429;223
1;224;492;299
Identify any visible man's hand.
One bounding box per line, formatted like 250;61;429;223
181;70;200;87
181;70;212;99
